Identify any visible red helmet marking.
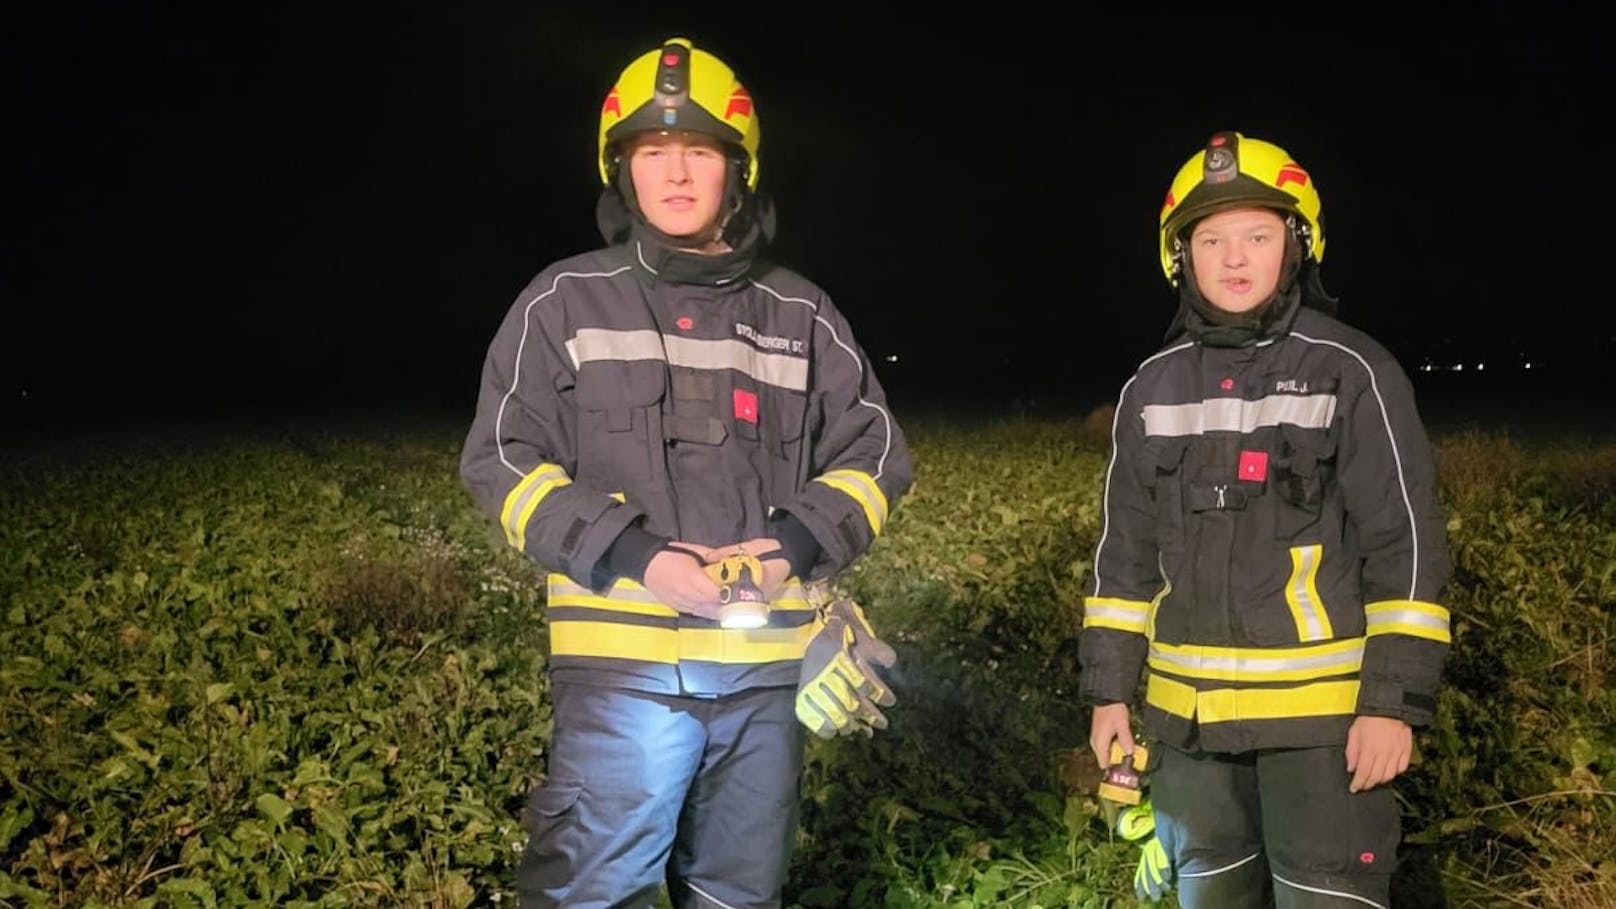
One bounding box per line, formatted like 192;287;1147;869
663;52;679;66
1276;163;1310;189
602;86;621;119
724;88;753;121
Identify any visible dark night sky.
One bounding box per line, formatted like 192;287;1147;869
6;3;1613;434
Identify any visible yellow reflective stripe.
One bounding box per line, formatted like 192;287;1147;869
1284;544;1334;642
1365;600;1452;643
500;464;572;548
1147;673;1360;722
548;620;817;663
551;621;678;663
1199;681;1358;722
1145;673;1198;718
548;589;677;617
546;575;814;614
813;469;889;535
549;574;663;601
1083;597;1151;633
1148;638;1364;682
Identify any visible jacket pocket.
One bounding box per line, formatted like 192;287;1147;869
1140;436;1191;551
731;382;807;455
575;361;665;483
1272;422;1336;539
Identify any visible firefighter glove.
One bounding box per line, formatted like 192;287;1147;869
1134;836;1172;902
1118;798;1173;902
795;597;897;738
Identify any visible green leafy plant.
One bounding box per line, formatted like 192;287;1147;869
2;417;1610;907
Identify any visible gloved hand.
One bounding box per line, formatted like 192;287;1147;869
1117;798;1174;902
795;597;897;738
1134;836;1172;902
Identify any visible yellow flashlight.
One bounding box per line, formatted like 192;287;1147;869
705;553;770;629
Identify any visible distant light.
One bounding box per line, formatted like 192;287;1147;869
1476;362;1485;372
1524;362;1533;370
1451;364;1464;372
884;354;899;363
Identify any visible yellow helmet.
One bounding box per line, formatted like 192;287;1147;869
1158;131;1324;284
597;37;761;191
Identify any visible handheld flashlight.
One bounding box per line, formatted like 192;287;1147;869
1099;742;1151;805
705;553;770;629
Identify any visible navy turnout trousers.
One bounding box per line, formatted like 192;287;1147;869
1153;744;1400;908
517;682;805;909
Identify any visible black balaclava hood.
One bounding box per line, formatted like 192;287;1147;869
1163;216;1339;347
595;152;776;286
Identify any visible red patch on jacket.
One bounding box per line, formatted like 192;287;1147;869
1239;450;1268;482
676;316;694;331
1220;377;1234;391
733;389;758;423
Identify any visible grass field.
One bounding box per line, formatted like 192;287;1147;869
3;404;1612;908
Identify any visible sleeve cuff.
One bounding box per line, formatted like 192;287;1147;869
1355;679;1438;727
767;510;822;579
596;523;670;587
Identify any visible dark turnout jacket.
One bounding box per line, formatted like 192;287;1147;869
460;223;911;697
1080;296;1451;753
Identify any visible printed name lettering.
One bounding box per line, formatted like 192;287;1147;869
734;322;805;354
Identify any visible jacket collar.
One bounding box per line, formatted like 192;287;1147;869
595;186;774;287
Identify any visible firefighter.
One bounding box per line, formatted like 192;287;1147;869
458;36;912;909
1080;131;1452;908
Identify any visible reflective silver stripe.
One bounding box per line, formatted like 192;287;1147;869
500;463;571;547
1365;600;1451;641
1141;393;1337;437
819;469;887;519
565;328;664;367
665;335;808;391
814;469;888;534
1149;639;1364;681
563;328;811;392
1083;597;1150;631
1286;544;1333;642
